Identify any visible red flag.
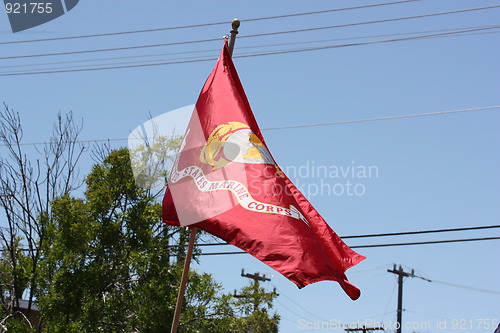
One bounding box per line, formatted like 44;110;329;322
163;41;365;300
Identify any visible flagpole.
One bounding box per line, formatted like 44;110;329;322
228;18;240;56
170;226;197;333
169;19;240;333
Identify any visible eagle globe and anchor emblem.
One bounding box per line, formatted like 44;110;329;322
200;121;276;170
169;121;309;225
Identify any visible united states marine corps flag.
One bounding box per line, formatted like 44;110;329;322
162;41;365;300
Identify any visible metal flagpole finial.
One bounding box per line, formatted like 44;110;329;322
228;18;240;57
231;18;241;31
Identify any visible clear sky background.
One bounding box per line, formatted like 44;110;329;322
1;1;499;332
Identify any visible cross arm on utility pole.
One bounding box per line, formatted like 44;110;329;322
345;326;384;333
241;268;271;282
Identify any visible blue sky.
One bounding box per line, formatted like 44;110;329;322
1;1;499;332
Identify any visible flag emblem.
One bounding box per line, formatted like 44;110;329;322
169;128;309;225
201;121;274;169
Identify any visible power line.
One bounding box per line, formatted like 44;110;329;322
270;283;331;322
0;38;221;60
342;224;500;239
1;105;497;147
241;4;500;39
0;136;128;147
0;0;419;45
0;55;217;76
0;28;495;75
428;280;500;295
390;271;500;295
1;53;216;74
6;234;500;254
1;5;497;61
275;297;314;322
346;225;500;239
197;236;500;256
334;236;500;248
234;25;500;59
262;106;500;131
1;25;498;76
381;282;398;325
188;225;500;247
1;25;490;71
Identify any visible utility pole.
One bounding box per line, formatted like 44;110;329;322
234;269;278;312
345;326;384;333
387;264;430;333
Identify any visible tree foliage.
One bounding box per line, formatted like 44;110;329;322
39;148;279;332
0;104;280;331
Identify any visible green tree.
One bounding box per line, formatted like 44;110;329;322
232;276;280;333
38;148;279;332
0;104;280;332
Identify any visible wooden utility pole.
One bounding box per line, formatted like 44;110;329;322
387;264;430;333
234;269;278;312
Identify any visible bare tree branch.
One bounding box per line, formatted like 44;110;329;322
0;103;87;327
